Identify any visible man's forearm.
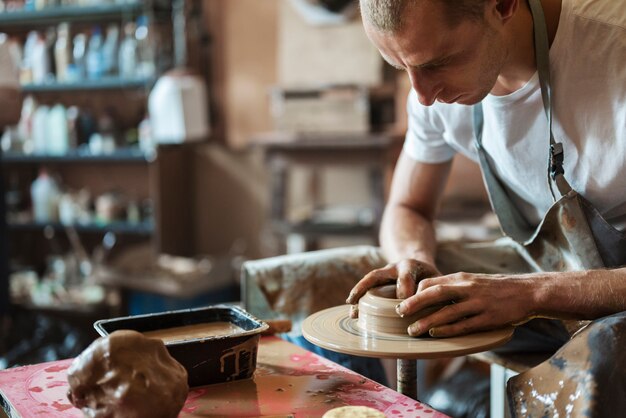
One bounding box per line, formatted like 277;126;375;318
531;267;626;320
379;202;438;266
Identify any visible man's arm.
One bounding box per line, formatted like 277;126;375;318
347;151;452;304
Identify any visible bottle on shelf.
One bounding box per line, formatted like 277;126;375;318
54;22;71;83
102;24;119;77
118;21;137;79
30;169;61;223
47;103;69;155
72;32;87;80
44;27;56;81
31;104;49;153
86;26;104;80
30;31;49;84
20;31;39;84
135;15;155;79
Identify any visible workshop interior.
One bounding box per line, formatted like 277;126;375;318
1;0;616;417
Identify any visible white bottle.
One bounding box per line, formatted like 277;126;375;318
32;105;49;154
135;15;155;78
31;170;61;223
31;32;49;84
54;23;71;82
118;22;137;78
102;24;119;77
86;27;104;80
47;104;69;155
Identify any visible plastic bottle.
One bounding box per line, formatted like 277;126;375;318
32;105;49;154
102;24;119;77
47;104;69;155
118;21;137;78
30;169;61;223
21;31;39;84
86;26;104;80
135;15;155;78
54;23;71;82
31;32;49;84
72;33;87;79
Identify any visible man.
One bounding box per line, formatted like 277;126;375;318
347;0;626;414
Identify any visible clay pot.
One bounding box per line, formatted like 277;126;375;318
357;285;443;335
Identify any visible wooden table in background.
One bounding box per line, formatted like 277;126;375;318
251;132;404;253
0;336;447;417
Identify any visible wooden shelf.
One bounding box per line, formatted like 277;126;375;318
0;3;143;26
21;77;155;93
8;221;154;236
1;147;153;164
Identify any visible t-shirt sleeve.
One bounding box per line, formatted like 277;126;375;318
0;40;19;89
402;89;456;163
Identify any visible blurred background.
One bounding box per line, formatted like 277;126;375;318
0;0;495;372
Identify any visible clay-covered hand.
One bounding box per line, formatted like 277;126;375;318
398;272;536;337
346;258;441;318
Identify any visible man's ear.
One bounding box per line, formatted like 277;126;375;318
494;0;518;23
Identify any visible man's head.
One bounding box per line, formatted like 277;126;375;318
360;0;519;106
360;0;488;32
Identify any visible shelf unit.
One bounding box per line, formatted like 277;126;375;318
21;77;155;93
0;2;196;317
2;147;152;163
0;2;144;26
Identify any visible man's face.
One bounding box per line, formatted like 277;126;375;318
364;0;507;106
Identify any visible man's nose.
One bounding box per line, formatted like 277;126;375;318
407;69;440;106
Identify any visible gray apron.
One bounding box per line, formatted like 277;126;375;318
474;1;626;415
473;0;626;276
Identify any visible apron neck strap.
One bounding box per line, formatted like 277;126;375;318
474;0;572;199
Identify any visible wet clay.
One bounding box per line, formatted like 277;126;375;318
143;321;246;343
358;285;443;335
66;330;188;418
508;312;626;417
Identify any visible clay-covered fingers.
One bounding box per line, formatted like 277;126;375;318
395;259;440;299
406;301;478;337
345;264;398;305
396;282;459;318
427;314;496;338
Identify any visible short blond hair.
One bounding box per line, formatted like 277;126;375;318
360;0;488;32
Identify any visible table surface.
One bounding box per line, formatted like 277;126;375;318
0;336;448;418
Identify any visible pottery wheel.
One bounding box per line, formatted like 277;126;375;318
302;305;514;360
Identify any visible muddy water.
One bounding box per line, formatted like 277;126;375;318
143;322;246;343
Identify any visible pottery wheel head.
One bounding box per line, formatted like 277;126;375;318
357;285;444;336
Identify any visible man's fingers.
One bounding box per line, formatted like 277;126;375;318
427;314;494;338
346;265;397;304
396;284;458;316
407;302;477;336
349;304;359;319
396;261;418;299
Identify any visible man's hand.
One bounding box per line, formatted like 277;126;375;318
398;273;537;337
346;258;441;318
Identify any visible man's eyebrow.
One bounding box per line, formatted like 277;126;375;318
381;53;451;71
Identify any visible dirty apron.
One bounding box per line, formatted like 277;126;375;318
473;0;626;415
473;0;626;291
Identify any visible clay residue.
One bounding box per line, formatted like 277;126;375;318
66;330;189;418
219;337;259;380
508;313;626;417
143;321;246;343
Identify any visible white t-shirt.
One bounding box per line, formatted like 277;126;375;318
404;0;626;229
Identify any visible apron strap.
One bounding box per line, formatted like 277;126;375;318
472;0;574;242
528;0;573;198
473;106;534;242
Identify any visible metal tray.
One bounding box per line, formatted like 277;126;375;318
94;304;268;387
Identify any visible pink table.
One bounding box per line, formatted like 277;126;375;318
0;336;448;417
